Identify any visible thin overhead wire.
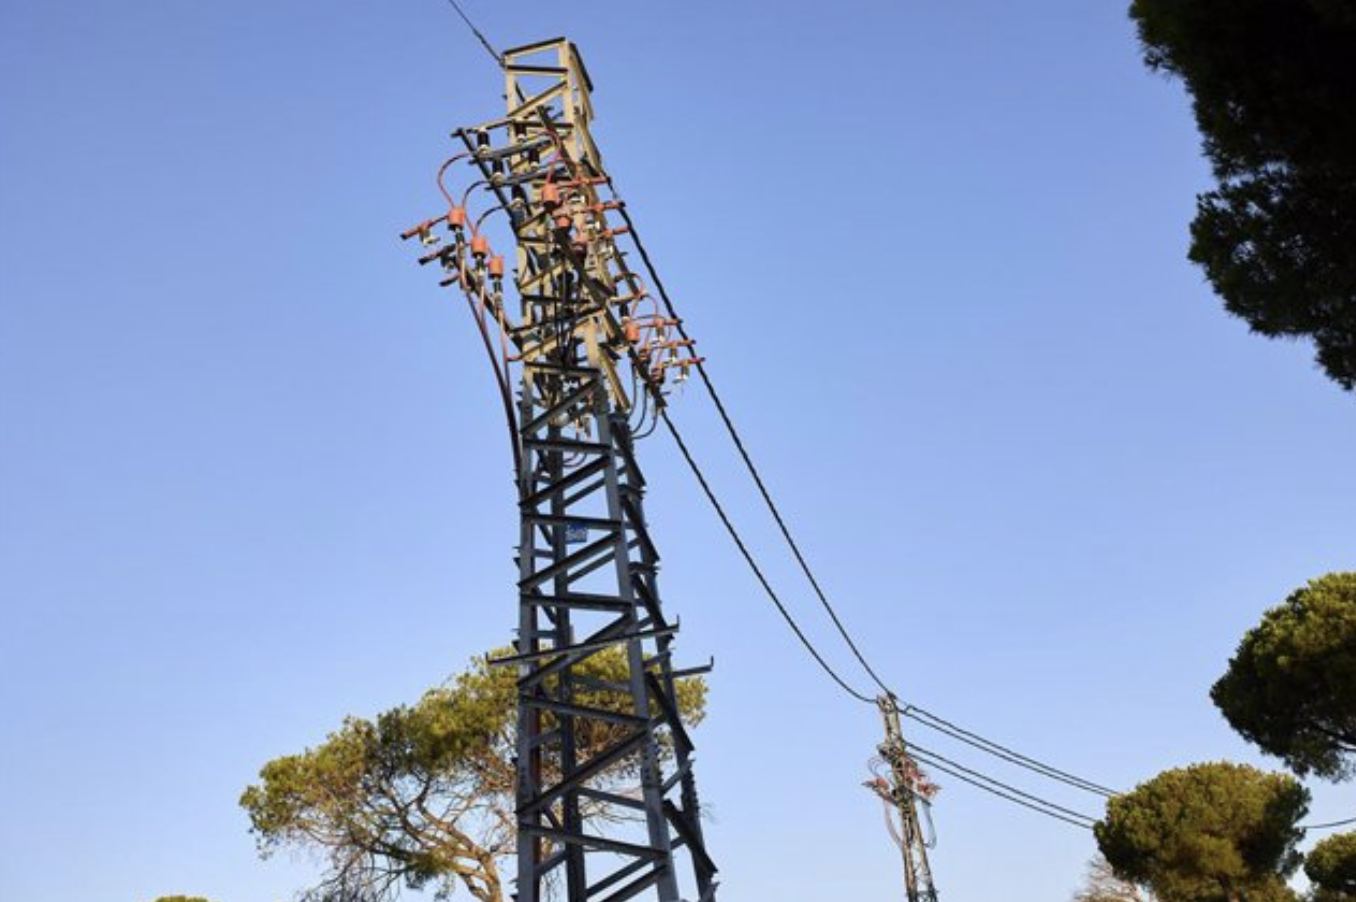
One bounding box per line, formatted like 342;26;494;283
911;751;1096;831
660;409;876;705
615;194;1123;803
903;705;1120;798
1301;815;1356;832
441;0;503;67
910;744;1101;825
614;198;896;701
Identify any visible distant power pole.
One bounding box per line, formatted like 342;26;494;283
405;38;717;902
869;696;940;902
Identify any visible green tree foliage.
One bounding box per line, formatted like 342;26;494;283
1095;762;1308;902
1306;832;1356;901
1211;573;1356;780
241;648;706;902
1128;0;1356;391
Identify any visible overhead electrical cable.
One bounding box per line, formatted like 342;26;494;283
441;0;503;66
910;744;1100;825
910;751;1096;831
617;194;1123;805
1301;815;1356;832
661;398;1110;838
660;409;876;705
903;705;1120;798
614;198;896;702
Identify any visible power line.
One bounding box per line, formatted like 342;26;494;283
910;744;1100;824
614;198;895;701
660;409;876;705
613;183;1129;814
1301;815;1356;832
441;0;503;67
658;366;1121;804
659;393;1120;822
911;750;1096;831
905;743;1095;830
903;705;1120;798
617;193;1123;803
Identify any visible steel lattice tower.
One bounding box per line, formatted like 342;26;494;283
404;38;717;902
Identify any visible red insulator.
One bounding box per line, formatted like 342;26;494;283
540;182;560;208
448;206;466;228
555;212;572;230
488;255;504;278
623;318;640;343
471;234;489;257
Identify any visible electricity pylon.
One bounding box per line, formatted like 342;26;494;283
403;38;717;902
868;696;940;902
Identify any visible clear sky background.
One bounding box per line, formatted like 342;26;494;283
2;1;1353;901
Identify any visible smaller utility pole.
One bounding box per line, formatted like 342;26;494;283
868;695;940;902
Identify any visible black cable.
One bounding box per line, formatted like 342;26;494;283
613;197;895;701
615;184;1123;802
441;0;503;67
903;706;1119;798
910;745;1101;825
616;193;1123;803
660;409;875;705
910;752;1096;831
1301;815;1356;832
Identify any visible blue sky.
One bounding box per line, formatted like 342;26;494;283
1;1;1353;901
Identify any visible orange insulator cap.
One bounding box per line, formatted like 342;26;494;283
488;255;504;278
623;319;640;343
540;182;560;208
471;234;489;257
448;206;466;228
554;212;572;230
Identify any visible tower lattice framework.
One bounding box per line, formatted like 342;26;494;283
404;38;717;902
